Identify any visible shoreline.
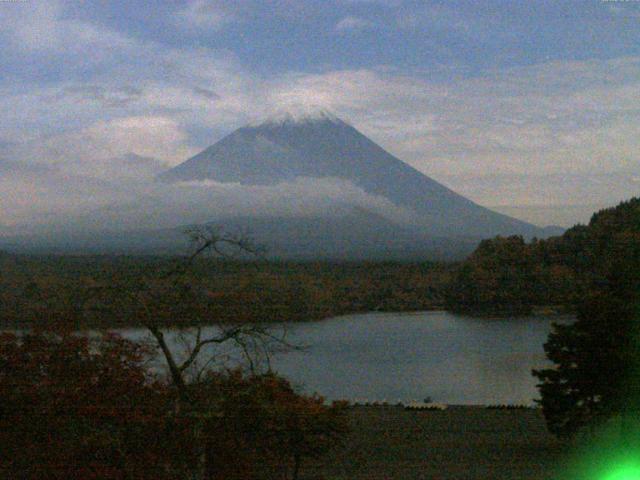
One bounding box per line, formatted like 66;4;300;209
0;307;575;331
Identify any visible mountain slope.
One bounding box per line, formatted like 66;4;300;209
159;111;549;238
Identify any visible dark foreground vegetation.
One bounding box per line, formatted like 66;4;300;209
0;328;571;479
0;329;348;480
532;200;640;443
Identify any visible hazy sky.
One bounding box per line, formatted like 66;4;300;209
1;0;639;229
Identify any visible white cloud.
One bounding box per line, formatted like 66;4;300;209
608;4;640;19
80;116;195;167
1;174;417;235
177;0;237;30
1;0;639;228
276;60;640;174
395;4;480;36
168;177;416;225
335;16;375;33
10;116;195;171
2;0;135;55
439;171;639;223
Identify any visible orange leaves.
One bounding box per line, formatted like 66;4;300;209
195;370;348;479
0;332;347;479
0;330;172;480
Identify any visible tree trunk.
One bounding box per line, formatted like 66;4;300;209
292;454;301;480
147;325;190;401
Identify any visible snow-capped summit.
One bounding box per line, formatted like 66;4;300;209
249;105;344;127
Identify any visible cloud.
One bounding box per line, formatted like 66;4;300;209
608;4;640;19
192;86;220;100
4;56;640;226
1;1;639;227
335;16;376;33
395;4;480;37
57;85;143;108
281;59;640;173
3;175;418;236
9;115;195;171
0;165;129;229
438;171;640;224
1;0;136;55
166;176;416;225
177;0;238;30
80;116;194;167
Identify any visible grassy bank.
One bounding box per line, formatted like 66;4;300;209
305;406;568;480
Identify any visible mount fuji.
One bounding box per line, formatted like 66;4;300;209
159;109;557;242
2;109;562;258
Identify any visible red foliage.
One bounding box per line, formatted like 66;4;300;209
0;331;348;479
0;330;178;480
196;371;348;480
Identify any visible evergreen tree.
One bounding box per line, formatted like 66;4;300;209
533;228;640;438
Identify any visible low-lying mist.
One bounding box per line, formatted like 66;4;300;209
2;169;418;238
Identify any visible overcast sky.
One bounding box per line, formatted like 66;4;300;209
1;0;639;229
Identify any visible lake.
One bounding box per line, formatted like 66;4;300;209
117;310;573;405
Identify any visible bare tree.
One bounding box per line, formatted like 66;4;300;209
81;226;301;479
86;225;295;403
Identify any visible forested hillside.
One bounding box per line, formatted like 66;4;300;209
0;255;451;328
3;198;637;327
445;198;640;315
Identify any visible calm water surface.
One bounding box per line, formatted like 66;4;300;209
119;311;573;405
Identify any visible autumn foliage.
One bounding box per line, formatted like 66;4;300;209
0;330;347;479
194;371;348;480
446;198;640;315
0;255;450;330
0;330;180;479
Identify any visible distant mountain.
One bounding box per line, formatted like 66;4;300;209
159;109;555;240
2;109;562;259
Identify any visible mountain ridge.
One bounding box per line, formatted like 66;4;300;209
159;110;554;239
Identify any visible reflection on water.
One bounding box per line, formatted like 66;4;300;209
118;311;574;405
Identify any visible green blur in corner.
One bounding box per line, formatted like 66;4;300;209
557;416;640;480
602;462;640;480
